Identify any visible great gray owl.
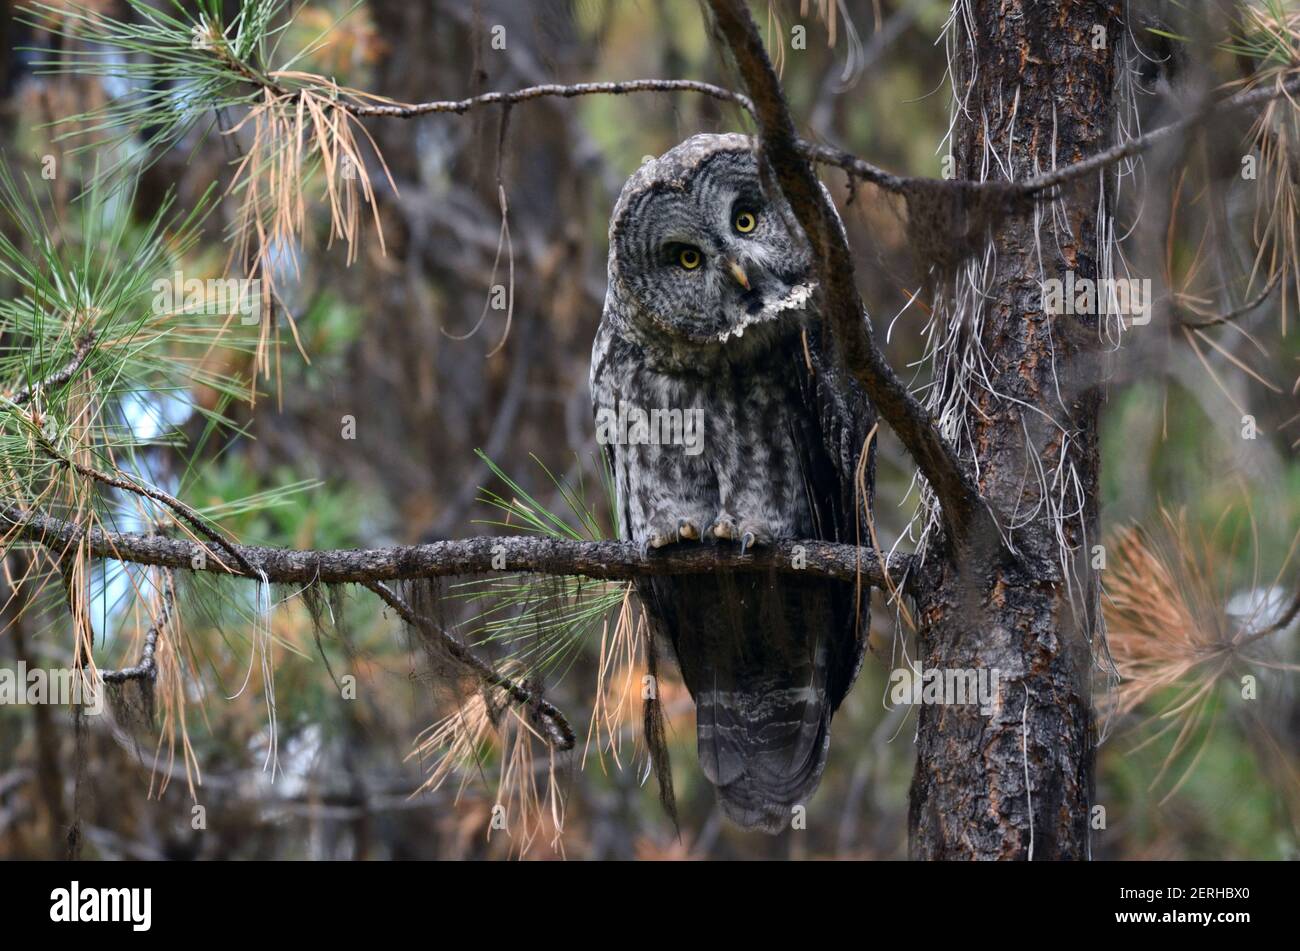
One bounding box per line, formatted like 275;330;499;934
590;133;876;832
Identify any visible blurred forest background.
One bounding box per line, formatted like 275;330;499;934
0;0;1297;860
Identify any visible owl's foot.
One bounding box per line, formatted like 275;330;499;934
641;517;702;554
709;515;772;556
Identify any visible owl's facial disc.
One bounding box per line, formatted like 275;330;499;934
614;149;814;347
661;230;808;340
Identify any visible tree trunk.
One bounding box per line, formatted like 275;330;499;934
908;0;1119;860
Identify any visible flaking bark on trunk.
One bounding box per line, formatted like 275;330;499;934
908;0;1119;860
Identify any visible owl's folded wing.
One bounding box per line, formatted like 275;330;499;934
791;315;877;704
793;316;876;543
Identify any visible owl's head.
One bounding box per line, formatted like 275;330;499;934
608;133;815;350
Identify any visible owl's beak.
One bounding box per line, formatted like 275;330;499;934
725;258;750;290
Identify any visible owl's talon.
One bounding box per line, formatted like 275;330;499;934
710;514;772;551
648;532;675;549
642;516;706;553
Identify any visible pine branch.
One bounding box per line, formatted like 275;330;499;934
0;504;910;589
39;445;257;577
1018;74;1300;195
246;70;1300;202
101;570;174;684
234;64;1300;205
3;500;907;754
31;0;1300;208
5;333;97;407
363;580;575;750
344;79;755;118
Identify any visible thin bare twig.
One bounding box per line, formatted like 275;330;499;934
101;570;175;684
1177;271;1282;328
344;78;756;118
363;579;574;750
335;73;1300;201
1020;75;1300;195
41;447;257;578
5;333;97;407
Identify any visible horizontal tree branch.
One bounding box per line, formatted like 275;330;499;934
1;505;910;589
333;74;924;194
1018;74;1300;194
6;499;908;751
330;72;1300;202
343;78;756;118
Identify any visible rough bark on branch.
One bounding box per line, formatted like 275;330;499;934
1;506;908;589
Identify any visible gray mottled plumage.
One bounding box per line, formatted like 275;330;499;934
590;133;876;832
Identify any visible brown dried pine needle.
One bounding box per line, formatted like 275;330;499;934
408;664;565;858
222;75;397;382
1102;509;1298;799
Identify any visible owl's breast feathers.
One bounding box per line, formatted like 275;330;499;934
591;310;876;832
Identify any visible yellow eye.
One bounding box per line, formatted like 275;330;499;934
734;211;757;233
678;247;701;270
